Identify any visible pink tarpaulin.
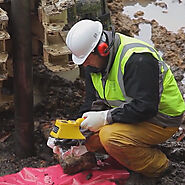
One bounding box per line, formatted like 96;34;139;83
0;164;129;185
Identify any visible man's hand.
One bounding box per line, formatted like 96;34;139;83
47;137;63;154
81;110;109;132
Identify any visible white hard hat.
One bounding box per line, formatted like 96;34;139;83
66;19;103;65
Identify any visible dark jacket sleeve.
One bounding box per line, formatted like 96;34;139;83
109;52;160;123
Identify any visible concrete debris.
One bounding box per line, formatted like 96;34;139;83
39;0;75;73
0;6;11;110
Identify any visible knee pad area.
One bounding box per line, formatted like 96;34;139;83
99;125;128;149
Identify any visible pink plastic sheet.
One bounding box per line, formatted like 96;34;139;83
0;164;129;185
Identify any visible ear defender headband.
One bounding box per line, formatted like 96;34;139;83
97;26;115;57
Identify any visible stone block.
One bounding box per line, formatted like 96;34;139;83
0;31;10;52
0;7;8;30
0;52;8;80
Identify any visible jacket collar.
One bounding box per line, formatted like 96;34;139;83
103;31;121;80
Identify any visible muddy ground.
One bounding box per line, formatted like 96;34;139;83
0;0;185;184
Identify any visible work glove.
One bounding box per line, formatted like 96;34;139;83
47;137;63;155
81;110;109;132
47;137;56;150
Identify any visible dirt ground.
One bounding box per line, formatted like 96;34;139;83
0;0;185;184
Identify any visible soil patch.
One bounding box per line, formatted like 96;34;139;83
0;1;185;185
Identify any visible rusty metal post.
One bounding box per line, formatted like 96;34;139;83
11;0;34;157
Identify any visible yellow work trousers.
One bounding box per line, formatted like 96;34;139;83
85;122;178;177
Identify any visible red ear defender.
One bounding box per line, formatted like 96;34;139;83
97;42;110;57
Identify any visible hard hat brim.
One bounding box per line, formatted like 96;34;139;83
72;53;88;65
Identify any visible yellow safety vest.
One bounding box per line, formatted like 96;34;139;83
91;34;185;125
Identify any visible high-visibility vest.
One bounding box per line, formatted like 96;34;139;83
91;33;185;125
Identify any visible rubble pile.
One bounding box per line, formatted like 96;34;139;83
0;1;185;185
0;6;13;112
38;0;76;72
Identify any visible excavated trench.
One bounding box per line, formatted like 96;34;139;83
0;0;185;184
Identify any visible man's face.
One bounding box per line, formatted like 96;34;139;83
83;53;107;70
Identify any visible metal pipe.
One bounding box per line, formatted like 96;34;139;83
11;0;34;157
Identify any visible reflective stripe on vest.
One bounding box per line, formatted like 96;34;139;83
118;42;168;103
